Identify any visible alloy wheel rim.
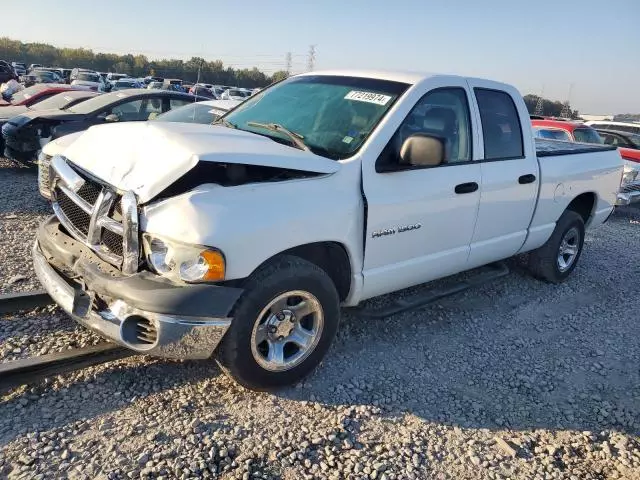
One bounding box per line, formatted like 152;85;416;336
250;290;324;372
557;227;580;272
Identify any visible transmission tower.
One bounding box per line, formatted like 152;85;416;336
534;87;545;116
560;83;574;119
307;45;316;72
285;52;292;76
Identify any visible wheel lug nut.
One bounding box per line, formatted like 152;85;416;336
277;313;285;320
270;326;277;333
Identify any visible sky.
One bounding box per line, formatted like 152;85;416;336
2;0;639;113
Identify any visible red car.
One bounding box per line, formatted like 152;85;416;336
531;119;603;144
0;84;86;108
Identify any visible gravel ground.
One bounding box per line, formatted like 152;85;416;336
0;158;50;295
1;163;639;479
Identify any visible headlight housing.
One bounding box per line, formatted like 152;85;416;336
142;234;225;283
621;165;638;186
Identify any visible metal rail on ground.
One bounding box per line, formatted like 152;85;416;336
0;290;53;315
0;343;133;392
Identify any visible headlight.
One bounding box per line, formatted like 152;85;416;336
142;234;225;283
621;166;638;186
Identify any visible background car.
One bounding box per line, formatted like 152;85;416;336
0;61;18;84
153;99;241;124
111;78;143;91
188;85;216;98
585;120;640;136
106;73;128;83
2;89;202;164
70;69;106;92
23;69;64;86
531;119;603;144
11;62;27;77
0;84;83;107
220;88;251;100
0;90;98;156
146;81;163;90
596;129;640;171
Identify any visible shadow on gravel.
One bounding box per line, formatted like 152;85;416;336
0;358;219;445
1;210;639;447
0;161;48;216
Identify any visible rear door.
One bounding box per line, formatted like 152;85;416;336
361;78;482;299
465;81;539;267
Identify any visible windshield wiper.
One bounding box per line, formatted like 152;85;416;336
211;117;237;129
246;121;309;152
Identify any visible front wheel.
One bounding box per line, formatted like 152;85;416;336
216;255;340;390
528;210;585;283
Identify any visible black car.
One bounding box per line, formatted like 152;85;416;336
595;129;640;150
0;90;98;157
2;89;200;164
0;60;18;84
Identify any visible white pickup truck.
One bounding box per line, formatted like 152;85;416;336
35;70;624;390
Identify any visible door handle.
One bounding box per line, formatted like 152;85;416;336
518;174;536;184
454;182;479;194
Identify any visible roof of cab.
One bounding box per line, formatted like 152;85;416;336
296;69;441;85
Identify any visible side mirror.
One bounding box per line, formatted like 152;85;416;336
104;113;119;122
400;134;445;167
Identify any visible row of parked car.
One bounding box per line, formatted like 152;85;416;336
2;60;260;99
531;117;640;198
0;81;242;167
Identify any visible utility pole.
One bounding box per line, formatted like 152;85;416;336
285;52;292;76
307;45;316;72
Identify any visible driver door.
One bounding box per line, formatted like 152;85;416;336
360;79;481;300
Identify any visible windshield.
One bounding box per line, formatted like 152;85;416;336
9;85;47;104
30;92;86;111
77;72;100;82
223;75;409;159
155;103;223;124
115;80;136;88
67;91;128;114
533;128;571;142
573;128;603;144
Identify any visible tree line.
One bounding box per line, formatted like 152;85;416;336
0;37;289;87
523;94;579;119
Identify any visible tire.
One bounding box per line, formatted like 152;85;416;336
528;210;585;283
216;255;340;390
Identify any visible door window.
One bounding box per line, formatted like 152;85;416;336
475;89;524;160
103;99;144;121
377;87;472;170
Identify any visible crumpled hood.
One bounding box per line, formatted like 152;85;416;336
61;122;340;203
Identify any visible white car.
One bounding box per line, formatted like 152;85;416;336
34;70;624;390
70;70;106;92
584;120;640;136
220;88;250;101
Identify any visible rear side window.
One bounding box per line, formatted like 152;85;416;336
475;89;524;160
573;128;603;144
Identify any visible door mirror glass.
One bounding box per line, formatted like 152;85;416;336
400;134;444;167
104;113;119;122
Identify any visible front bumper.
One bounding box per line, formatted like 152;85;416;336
1;121;40;163
616;180;640;206
33;217;243;359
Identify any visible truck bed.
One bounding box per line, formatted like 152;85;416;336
535;138;617;157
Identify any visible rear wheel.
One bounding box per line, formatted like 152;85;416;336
216;255;340;390
528;210;585;283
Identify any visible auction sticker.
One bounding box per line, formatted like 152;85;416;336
344;90;391;106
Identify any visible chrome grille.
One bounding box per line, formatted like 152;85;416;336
55;186;91;235
50;156;139;273
621;180;640;194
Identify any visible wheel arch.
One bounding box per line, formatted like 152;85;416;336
565;191;597;226
246;241;353;302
